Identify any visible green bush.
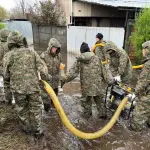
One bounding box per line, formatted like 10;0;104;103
130;8;150;64
0;22;6;30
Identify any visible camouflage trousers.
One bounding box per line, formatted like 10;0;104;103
14;92;43;135
81;95;107;118
4;83;12;104
0;87;6;103
41;88;58;111
130;95;150;132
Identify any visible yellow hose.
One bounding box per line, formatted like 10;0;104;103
42;80;129;139
92;44;143;69
132;65;143;69
91;43;104;52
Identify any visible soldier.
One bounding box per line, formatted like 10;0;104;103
3;30;48;136
129;41;150;131
104;41;133;84
61;42;113;119
0;28;11;103
93;33;106;61
40;38;62;112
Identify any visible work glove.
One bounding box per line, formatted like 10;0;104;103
114;75;121;82
127;93;136;100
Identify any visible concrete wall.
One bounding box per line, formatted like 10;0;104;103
32;24;67;65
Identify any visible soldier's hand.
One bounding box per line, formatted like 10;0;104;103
114;75;121;82
127;93;136;100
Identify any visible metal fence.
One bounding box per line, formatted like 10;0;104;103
67;26;125;55
5;20;33;45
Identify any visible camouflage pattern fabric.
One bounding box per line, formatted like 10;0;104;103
40;38;61;106
65;52;112;117
104;41;133;84
14;92;43;135
130;51;150;131
81;95;107;118
94;40;106;61
0;29;10;103
3;30;48;135
3;48;48;94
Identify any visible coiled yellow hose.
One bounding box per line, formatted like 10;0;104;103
42;80;129;139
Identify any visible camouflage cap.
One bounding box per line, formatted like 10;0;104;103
0;28;11;42
7;30;25;49
142;41;150;50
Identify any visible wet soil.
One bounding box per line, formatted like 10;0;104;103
0;53;149;150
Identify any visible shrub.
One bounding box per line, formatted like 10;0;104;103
130;8;150;63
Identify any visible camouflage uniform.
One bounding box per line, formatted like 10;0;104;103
40;38;61;111
94;40;106;61
0;28;10;103
104;41;133;84
130;41;150;131
3;31;48;135
64;52;112;118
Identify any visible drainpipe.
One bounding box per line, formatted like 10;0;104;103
68;0;73;25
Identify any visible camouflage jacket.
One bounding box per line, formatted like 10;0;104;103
0;42;9;74
135;56;150;97
3;47;48;94
104;41;133;84
40;38;61;89
94;40;106;61
65;52;112;96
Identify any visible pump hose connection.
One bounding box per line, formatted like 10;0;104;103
42;80;129;139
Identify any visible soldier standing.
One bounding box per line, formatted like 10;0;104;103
40;38;62;112
104;41;133;84
3;30;48;136
130;41;150;131
61;42;113;119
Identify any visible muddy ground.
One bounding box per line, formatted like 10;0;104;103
1;79;150;150
0;53;149;150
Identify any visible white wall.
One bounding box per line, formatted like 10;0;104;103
67;26;125;55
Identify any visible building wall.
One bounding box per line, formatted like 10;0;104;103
73;2;126;18
73;1;92;17
91;5;126;18
57;0;72;24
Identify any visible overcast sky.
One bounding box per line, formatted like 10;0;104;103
0;0;55;10
0;0;16;10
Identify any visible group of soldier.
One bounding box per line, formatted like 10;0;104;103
0;28;150;140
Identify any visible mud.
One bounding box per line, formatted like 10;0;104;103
0;53;149;150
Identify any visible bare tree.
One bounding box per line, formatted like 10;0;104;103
10;0;30;19
27;0;66;25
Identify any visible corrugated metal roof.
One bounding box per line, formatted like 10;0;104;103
78;0;150;8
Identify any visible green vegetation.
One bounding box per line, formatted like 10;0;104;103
130;8;150;63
